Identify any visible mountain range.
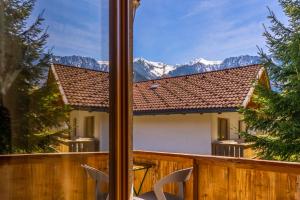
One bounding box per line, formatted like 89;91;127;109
52;55;109;72
52;55;261;81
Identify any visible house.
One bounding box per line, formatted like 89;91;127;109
50;63;269;155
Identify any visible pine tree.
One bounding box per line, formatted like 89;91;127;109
0;0;70;153
26;82;70;152
240;0;300;161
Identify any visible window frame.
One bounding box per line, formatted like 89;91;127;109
84;116;95;138
238;120;247;133
108;0;134;199
72;118;77;137
218;118;229;140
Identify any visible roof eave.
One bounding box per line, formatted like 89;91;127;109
242;67;266;108
134;107;239;115
69;106;238;115
51;64;69;105
71;105;109;112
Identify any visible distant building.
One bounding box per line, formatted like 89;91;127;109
49;63;269;156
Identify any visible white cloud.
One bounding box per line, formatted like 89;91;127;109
191;19;266;60
181;0;230;19
47;20;108;59
178;0;283;60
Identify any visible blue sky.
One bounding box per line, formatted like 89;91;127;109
29;0;287;65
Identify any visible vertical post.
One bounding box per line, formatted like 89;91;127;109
109;0;133;199
193;159;199;200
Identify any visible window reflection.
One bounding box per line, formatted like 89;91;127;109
0;0;109;154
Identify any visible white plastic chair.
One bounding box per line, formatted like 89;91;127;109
81;164;109;200
137;167;193;200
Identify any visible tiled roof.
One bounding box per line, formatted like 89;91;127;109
51;64;263;114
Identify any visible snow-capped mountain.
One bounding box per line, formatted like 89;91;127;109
133;58;176;81
189;58;222;66
221;55;261;68
52;55;261;81
52;56;176;81
52;55;109;71
169;55;261;77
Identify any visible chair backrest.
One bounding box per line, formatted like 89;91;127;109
153;167;193;200
81;164;109;200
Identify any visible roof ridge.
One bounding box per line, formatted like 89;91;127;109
135;64;262;83
53;63;262;84
52;63;109;74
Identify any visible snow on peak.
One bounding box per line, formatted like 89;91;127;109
54;55;261;82
189;58;222;65
134;57;175;77
97;60;109;65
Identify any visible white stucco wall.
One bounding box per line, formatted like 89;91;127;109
70;110;244;154
69;110;109;150
70;110;100;139
211;112;243;142
133;114;212;154
99;113;109;151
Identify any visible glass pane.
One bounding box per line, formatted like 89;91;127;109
132;1;286;197
218;118;228;140
0;0;110;199
133;0;280;154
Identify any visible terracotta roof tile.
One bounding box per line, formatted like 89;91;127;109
51;64;262;114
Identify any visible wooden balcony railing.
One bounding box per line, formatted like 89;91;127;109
0;151;300;199
212;140;254;158
55;137;99;152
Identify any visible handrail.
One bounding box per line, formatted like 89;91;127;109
134;150;300;172
0;151;108;158
54;137;99;152
211;141;253;158
1;150;299;167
